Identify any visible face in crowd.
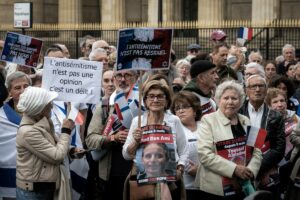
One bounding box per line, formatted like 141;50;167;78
246;76;267;105
102;70;115;98
212;46;229;67
113;70;136;94
142;143;168;177
265;62;277;80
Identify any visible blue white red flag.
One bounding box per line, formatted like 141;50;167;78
238;27;253;40
247;126;267;149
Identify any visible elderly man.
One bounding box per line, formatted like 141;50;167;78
80;35;96;58
55;43;71;58
211;43;238;83
244;62;266;81
0;72;31;199
85;69;138;200
45;45;64;58
278;44;296;75
239;75;285;196
89;48;109;71
248;51;263;64
92;40;110;55
183;60;219;115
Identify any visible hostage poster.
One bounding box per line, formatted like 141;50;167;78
1;32;42;67
116;28;173;71
215;136;252;196
135;125;176;185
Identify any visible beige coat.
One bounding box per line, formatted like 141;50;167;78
16;114;70;186
196;109;262;196
85;103;114;181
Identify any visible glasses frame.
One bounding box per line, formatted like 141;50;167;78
146;94;166;101
114;73;133;81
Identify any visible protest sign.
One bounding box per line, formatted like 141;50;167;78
135;125;176;185
42;57;102;104
116;28;173;71
14;3;32;28
216;136;253;197
1;32;42;67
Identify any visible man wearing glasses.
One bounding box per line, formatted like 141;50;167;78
239;75;285;197
86;69;138;200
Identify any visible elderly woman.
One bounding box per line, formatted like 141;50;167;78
122;80;188;200
15;86;75;200
265;88;300;197
170;91;202;199
269;76;299;114
173;59;191;86
197;80;262;200
0;71;31;199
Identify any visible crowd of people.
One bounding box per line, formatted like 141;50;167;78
1;29;300;200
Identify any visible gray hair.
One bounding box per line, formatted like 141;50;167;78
282;44;295;55
245;74;267;88
176;59;191;69
245;62;266;78
248;51;263;62
5;71;32;91
214;80;245;109
89;48;107;61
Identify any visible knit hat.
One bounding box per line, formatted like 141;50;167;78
17;86;58;117
190;60;216;78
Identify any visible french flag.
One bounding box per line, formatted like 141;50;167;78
68;102;85;125
238;27;253;40
246;126;267;149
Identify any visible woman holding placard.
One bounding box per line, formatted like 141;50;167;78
197;80;262;200
122;79;188;200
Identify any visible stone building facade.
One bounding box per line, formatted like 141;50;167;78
0;0;300;25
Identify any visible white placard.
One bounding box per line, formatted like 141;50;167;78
14;3;32;28
42;57;102;104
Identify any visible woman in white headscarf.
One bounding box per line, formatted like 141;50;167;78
15;86;75;200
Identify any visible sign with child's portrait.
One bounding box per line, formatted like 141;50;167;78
135;125;176;185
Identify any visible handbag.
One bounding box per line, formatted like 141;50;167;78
128;165;156;200
129;175;156;200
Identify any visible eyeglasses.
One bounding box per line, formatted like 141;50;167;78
114;73;133;81
174;104;191;112
146;94;166;101
247;84;266;90
252;60;261;63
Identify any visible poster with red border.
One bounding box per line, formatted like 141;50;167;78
216;136;252;196
135;125;176;185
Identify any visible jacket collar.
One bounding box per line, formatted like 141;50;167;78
183;79;211;98
20;114;52;133
216;109;248;127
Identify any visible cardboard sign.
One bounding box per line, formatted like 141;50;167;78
1;32;42;67
14;3;32;28
135;125;176;185
116;28;173;71
216;136;252;196
42;57;102;104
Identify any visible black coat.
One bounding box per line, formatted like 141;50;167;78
239;101;285;176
